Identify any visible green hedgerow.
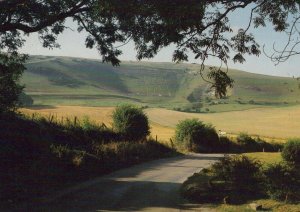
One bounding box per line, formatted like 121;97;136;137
281;139;300;165
210;155;262;193
263;163;300;202
181;155;264;204
174;118;219;152
112;104;150;141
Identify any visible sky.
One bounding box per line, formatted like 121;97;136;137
20;5;300;78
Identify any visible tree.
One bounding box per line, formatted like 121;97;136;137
112;104;150;141
0;52;27;113
174;119;219;152
0;0;299;105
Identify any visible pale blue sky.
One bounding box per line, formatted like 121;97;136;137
20;7;300;77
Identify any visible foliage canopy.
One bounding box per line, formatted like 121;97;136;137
175;118;219;152
112;104;150;141
0;52;27;113
281;139;300;165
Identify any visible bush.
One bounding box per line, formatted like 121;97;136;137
181;169;221;203
112;104;150;141
173;107;182;111
174;119;219;152
219;136;236;152
181;155;300;205
263;163;300;202
90;140;174;170
181;155;263;204
210;156;262;194
235;133;282;152
236;133;256;145
249;100;255;104
281;139;300;165
191;102;203;110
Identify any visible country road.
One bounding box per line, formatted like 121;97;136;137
32;154;223;212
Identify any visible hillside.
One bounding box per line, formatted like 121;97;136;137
22;55;300;112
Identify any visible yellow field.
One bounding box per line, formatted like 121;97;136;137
22;106;114;126
146;106;300;140
149;122;174;142
21;105;300;142
21;106;175;143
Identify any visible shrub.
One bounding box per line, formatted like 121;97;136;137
173;107;181;111
112;104;150;141
219;136;235;152
181;169;222;203
236;133;256;145
263;163;300;202
236;133;264;152
191;102;203;109
174;119;219;152
210;155;262;194
242;134;281;152
281;139;300;165
181;155;263;204
91;140;174;170
183;107;191;112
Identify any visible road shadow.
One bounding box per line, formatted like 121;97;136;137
183;154;224;161
19;154;223;212
32;180;214;212
100;154;223;179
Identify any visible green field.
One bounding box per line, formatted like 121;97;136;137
22;55;300;112
243;152;282;166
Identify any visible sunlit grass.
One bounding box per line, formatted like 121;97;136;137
21;105;300;142
146;106;300;139
243;152;282;166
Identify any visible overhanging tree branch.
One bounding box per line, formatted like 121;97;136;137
0;6;90;33
0;0;299;99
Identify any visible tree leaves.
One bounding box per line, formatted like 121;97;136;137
207;68;234;98
0;0;299;98
0;52;27;113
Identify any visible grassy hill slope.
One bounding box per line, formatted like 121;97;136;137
22;55;300;112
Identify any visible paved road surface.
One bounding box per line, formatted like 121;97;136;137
34;154;223;212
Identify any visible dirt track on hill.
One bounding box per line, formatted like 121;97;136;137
30;154;222;212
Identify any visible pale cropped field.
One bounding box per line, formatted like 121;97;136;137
22;106;114;126
21;105;300;142
146;106;300;140
21;106;174;142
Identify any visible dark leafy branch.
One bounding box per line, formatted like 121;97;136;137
0;52;27;113
0;0;299;102
264;16;300;65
